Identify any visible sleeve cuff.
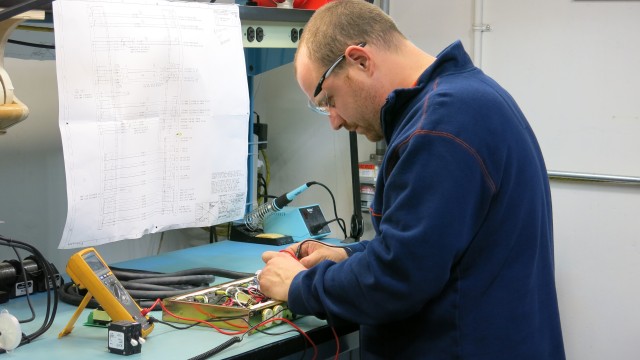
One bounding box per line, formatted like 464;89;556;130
343;241;368;257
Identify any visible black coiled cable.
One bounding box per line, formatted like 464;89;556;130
58;266;253;309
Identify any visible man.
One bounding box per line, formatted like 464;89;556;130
259;1;566;359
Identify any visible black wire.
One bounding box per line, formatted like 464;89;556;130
10;244;36;323
337;218;347;236
251;326;301;337
10;241;58;341
0;235;59;353
149;315;252;329
309;217;343;235
187;336;242;360
237;309;310;360
257;173;269;204
212;226;218;243
151;316;202;330
295;238;350;260
8;39;55;49
183;301;311;360
307;181;348;239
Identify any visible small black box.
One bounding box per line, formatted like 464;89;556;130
108;320;142;355
253;123;268;150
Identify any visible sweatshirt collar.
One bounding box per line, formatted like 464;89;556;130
380;40;476;141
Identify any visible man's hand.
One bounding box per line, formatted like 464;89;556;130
290;240;349;268
259;251;307;301
259;241;350;301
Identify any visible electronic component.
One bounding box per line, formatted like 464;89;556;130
86;308;112;327
264;204;330;241
0;257;62;303
0;260;33;300
253;122;268;150
108;320;144;355
58;248;153;338
162;277;296;333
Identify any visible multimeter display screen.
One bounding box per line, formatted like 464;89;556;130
83;251;107;273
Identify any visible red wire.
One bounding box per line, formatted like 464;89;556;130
255;317;318;360
160;300;245;335
141;298;162;316
193;303;248;330
279;249;300;261
331;326;339;359
143;298;321;359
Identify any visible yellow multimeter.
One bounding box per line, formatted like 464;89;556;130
58;247;154;338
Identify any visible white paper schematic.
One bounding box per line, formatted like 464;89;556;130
53;0;249;249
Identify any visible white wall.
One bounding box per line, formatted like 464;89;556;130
482;0;640;176
552;182;640;360
389;1;640;359
391;0;474;56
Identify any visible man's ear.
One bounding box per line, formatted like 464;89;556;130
345;45;371;73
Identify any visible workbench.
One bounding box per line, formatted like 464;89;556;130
1;239;359;359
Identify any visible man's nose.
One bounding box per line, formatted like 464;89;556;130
328;112;344;131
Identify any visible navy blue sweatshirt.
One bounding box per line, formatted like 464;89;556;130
288;41;565;359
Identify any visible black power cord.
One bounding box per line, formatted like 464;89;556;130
307;181;348;240
0;234;59;353
8;39;54;49
183;305;298;360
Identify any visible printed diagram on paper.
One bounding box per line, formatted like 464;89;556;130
53;0;249;248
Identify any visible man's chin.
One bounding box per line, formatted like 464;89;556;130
364;132;383;142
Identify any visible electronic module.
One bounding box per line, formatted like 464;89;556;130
162;276;296;333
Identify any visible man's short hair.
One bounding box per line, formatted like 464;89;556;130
297;0;405;69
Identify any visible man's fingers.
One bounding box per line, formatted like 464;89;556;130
299;255;317;268
285;242;302;256
261;250;280;263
